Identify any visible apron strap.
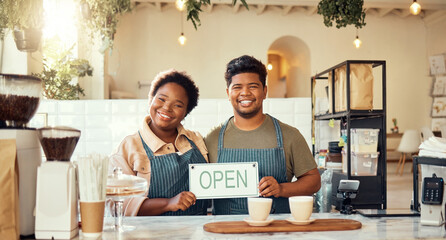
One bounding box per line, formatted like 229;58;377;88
218;115;284;150
217;117;232;151
269;114;284;149
139;131;156;160
139;131;200;158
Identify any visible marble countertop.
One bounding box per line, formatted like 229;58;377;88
79;213;445;240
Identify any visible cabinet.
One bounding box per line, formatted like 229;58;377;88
311;60;387;209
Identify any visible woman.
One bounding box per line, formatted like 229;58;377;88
109;69;208;216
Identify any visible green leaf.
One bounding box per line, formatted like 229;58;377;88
186;0;250;30
32;38;94;100
317;0;366;29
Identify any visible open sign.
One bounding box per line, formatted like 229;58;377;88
189;162;259;199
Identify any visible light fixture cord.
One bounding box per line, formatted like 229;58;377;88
181;10;184;34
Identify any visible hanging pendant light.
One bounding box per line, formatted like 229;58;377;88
176;0;186;11
178;11;186;46
178;33;186;45
353;29;362;49
410;0;421;15
267;63;273;71
353;36;362;48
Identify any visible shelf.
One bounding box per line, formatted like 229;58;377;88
313;60;386;79
311;60;387;210
315;110;384;120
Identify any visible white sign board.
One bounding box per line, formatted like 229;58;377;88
189;162;259;199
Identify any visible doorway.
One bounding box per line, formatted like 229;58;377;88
267;36;311;98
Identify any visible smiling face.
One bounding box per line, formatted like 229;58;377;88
149;82;189;134
226;72;267;119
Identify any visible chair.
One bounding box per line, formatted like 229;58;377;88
396;130;421;175
440;124;446;138
420;126;434;142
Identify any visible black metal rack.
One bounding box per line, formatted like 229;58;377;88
311;60;387;209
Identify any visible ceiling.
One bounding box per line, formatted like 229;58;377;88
133;0;446;24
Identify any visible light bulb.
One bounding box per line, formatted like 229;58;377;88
267;63;273;71
176;0;186;11
178;33;186;45
410;0;421;15
353;36;362;48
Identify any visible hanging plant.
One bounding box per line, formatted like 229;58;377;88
0;0;43;30
0;0;44;51
79;0;132;50
186;0;249;29
317;0;366;29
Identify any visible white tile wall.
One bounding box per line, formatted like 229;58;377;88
30;98;312;159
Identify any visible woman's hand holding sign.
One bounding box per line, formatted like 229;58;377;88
168;191;197;212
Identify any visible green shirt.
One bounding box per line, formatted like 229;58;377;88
204;115;317;182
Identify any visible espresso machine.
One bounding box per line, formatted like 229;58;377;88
420;164;446;226
0;74;42;237
35;126;81;239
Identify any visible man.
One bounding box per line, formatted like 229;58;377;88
205;55;321;215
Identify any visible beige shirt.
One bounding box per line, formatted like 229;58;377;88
109;115;208;216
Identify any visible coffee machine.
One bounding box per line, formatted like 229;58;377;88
420;164;446;226
35;126;81;239
0;74;42;237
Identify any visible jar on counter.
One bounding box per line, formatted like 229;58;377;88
317;149;328;168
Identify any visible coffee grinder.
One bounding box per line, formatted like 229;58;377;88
420;164;446;226
0;74;42;237
35;126;81;239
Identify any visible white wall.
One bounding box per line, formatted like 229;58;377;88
30;98;312;160
109;6;438;133
1;32;42;75
2;5;444;135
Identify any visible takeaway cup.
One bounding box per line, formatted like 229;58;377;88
248;197;272;221
76;154;108;237
80;200;105;238
289;196;314;221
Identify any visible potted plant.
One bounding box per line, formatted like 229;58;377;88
33;40;93;100
79;0;132;51
0;0;44;52
317;0;366;29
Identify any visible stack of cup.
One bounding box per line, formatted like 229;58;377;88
288;196;314;224
77;154;109;238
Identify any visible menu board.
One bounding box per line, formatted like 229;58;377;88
429;54;446;75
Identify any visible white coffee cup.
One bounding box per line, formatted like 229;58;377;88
289;196;314;221
247;197;272;221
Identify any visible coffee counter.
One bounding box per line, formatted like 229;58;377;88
75;213;445;239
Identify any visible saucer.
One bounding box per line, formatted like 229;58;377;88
285;217;316;225
243;217;274;227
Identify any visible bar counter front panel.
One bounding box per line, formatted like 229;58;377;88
79;213;445;239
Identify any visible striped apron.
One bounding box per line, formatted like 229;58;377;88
213;116;290;215
139;133;208;216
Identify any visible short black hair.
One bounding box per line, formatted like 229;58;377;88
224;55;267;87
148;69;199;116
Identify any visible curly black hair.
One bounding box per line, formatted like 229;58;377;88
224;55;267;87
148;69;199;116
